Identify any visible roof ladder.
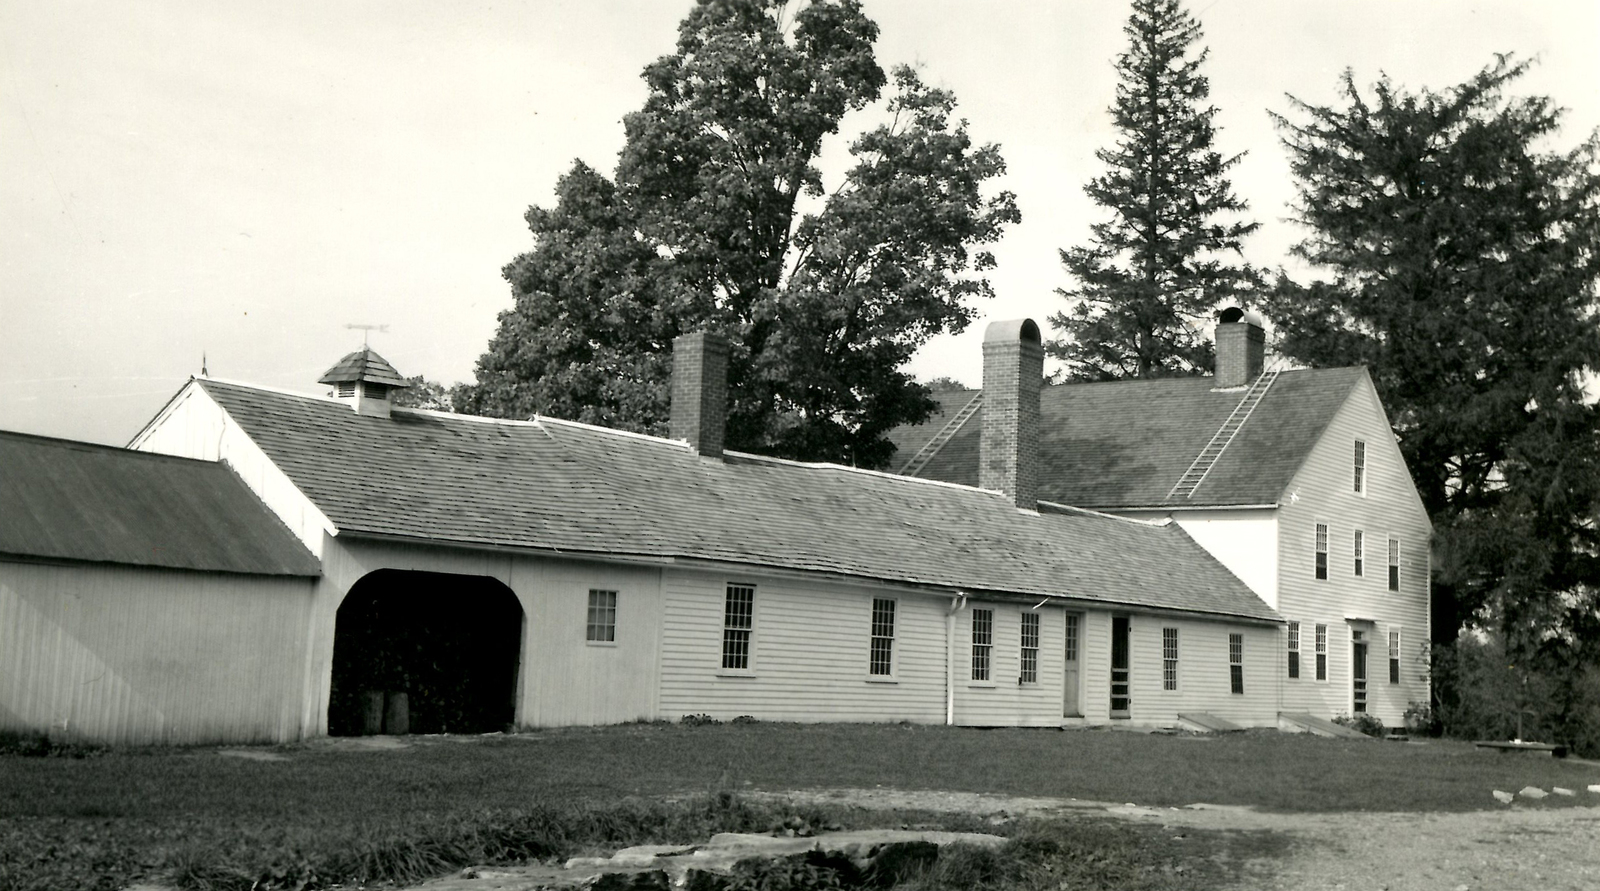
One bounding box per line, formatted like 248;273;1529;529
899;392;983;476
1166;369;1281;500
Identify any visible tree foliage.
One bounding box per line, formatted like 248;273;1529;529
1264;56;1600;652
463;0;1017;467
1048;0;1258;380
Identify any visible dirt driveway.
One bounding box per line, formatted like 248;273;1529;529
766;788;1600;891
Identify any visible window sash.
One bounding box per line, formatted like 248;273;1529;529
1388;539;1401;591
721;585;755;670
1019;612;1039;684
1229;633;1244;694
1162;627;1179;691
1315;624;1328;681
1287;622;1300;679
869;598;896;676
1315;524;1329;580
586;589;617;642
1353;530;1365;576
1354;440;1366;493
1389;629;1401;684
971;608;993;682
1064;613;1080;662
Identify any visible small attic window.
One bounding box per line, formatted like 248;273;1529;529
362;381;389;400
336;382;356;398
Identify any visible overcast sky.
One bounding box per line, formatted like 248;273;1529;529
3;1;1597;445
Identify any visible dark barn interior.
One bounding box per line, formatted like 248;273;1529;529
329;569;523;735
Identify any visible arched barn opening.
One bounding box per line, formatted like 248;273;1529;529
328;570;523;736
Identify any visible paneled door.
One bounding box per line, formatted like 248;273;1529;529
1063;612;1082;717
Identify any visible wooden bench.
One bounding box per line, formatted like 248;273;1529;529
1474;740;1568;758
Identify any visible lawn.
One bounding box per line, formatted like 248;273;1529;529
4;723;1597;891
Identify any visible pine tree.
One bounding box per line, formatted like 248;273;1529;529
1265;56;1600;655
1049;0;1258;380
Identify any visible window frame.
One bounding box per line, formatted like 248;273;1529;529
1019;612;1040;685
868;597;897;680
1315;623;1328;682
1353;439;1367;495
1388;538;1401;591
585;588;618;645
1162;627;1179;692
719;583;757;674
1228;633;1244;695
1353;529;1365;577
970;607;994;684
1315;523;1329;580
1388;627;1401;685
1287;621;1300;679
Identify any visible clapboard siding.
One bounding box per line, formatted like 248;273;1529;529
952;601;1065;727
133;382;334;555
1276;378;1432;726
320;538;665;729
659;570;946;723
0;558;315;744
1123;616;1278;727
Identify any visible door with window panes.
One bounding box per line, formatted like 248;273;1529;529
1352;629;1369;713
1063;612;1082;717
1110;615;1131;717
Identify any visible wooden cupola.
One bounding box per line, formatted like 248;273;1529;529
318;347;410;418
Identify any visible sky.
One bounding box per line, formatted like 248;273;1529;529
2;1;1597;446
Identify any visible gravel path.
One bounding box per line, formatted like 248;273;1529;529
766;788;1600;891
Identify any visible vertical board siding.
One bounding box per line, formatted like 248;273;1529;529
659;570;946;723
0;559;314;745
1276;379;1432;726
317;539;665;731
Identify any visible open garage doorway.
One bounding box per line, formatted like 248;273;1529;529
329;569;523;736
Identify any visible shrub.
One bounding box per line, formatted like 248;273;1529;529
1331;712;1385;738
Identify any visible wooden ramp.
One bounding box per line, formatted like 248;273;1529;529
1278;712;1369;739
1176;712;1243;733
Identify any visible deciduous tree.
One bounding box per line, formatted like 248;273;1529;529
1049;0;1258;380
465;0;1017;467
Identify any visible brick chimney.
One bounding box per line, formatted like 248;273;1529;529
980;318;1043;510
670;331;729;458
1214;307;1265;388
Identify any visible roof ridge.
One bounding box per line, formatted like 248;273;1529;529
0;427;226;468
1036;499;1170;527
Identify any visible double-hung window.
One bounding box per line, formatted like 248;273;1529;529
1228;633;1244;694
1353;530;1365;577
1287;622;1300;679
1162;628;1179;691
1315;524;1329;580
1019;612;1039;684
586;589;617;643
721;584;756;671
1354;440;1367;494
869;598;896;677
1388;539;1401;591
1315;624;1328;681
971;608;993;682
1389;628;1401;684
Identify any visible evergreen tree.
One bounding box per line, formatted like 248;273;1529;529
465;0;1017;467
1264;56;1600;653
1048;0;1258;380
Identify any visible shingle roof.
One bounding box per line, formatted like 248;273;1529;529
316;347;410;388
903;368;1368;508
0;430;320;576
196;379;1277;622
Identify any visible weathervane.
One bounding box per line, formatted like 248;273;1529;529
344;323;389;347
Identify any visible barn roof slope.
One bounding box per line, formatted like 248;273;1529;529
196;379;1277;622
0;430;320;576
902;367;1369;508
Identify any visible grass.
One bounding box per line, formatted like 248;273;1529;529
4;723;1597;890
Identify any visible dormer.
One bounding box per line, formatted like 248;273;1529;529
318;348;410;418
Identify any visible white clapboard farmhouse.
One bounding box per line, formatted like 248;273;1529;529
0;312;1429;744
